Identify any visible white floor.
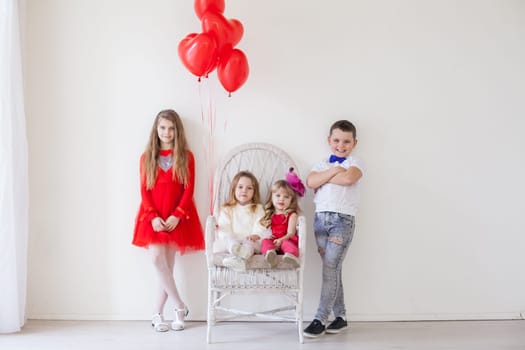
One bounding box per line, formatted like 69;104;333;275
1;320;524;350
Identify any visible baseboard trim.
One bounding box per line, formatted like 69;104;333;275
27;311;522;321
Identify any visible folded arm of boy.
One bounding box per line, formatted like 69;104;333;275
307;165;362;190
306;166;345;190
329;166;362;186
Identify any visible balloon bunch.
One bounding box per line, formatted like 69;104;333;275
178;0;249;95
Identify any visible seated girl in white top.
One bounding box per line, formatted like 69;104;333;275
215;171;268;272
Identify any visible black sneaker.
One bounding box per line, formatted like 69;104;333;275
303;319;325;338
326;317;348;334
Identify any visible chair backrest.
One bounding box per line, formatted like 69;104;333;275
212;143;298;216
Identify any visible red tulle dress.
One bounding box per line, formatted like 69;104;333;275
132;150;205;254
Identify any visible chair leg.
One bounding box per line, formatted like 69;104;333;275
207;280;213;343
298;319;304;343
207;320;212;344
297;294;304;343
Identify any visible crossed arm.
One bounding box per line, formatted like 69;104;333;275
306;166;362;191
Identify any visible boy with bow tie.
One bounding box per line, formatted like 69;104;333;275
303;120;364;338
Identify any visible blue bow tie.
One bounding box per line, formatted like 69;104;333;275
329;155;346;163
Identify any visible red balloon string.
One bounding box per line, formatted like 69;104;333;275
207;81;216;215
198;78;217;215
198;81;205;124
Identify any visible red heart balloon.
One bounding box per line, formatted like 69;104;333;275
218;48;249;94
194;0;225;19
178;32;218;78
201;11;244;54
228;19;244;48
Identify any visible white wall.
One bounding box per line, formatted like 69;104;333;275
24;0;525;321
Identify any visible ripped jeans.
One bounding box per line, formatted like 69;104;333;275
313;211;355;324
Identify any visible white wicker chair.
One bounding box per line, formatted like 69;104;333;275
205;143;306;343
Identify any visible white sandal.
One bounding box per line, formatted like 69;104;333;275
171;306;189;331
151;313;169;332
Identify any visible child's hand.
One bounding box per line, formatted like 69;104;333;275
164;215;180;232
273;238;284;248
152;217;166;232
248;234;260;242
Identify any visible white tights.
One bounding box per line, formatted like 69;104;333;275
149;244;184;315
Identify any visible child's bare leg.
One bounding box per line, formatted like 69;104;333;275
149;244;185;310
153;288;168;315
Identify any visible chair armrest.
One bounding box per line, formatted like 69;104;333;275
297;215;307;264
205;215;217;268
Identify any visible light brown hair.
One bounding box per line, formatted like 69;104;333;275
142;109;189;190
223;171;261;213
260;180;299;228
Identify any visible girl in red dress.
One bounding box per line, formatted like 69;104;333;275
260;169;305;268
132;109;204;332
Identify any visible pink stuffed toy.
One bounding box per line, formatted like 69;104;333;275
286;167;305;197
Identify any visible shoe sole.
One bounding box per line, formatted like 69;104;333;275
171;324;184;331
231;244;241;257
223;258;246;272
283;255;300;268
152;323;169;332
303;330;325;338
326;325;348;334
265;251;277;268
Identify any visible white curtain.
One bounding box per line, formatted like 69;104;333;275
0;0;28;333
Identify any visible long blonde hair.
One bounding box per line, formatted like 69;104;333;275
260;180;299;228
223;171;261;213
142;109;189;190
